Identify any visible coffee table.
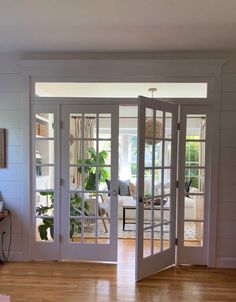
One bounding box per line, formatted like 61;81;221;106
122;199;170;231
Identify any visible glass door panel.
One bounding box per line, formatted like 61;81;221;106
31;105;60;260
136;96;178;281
61;105;118;262
178;108;210;265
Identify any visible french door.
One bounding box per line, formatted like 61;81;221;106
60;105;119;261
136;96;178;281
177;105;211;265
32;103;119;262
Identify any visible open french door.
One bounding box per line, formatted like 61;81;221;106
136;96;178;281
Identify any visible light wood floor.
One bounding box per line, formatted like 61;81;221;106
0;239;236;301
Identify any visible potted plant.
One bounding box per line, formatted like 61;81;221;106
36;147;109;241
36;192;89;241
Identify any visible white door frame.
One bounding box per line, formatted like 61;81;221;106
177;104;212;265
24;57;224;264
30;98;216;268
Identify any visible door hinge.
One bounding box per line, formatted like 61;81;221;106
60;121;63;129
175;238;178;246
176;181;179;188
59;234;63;243
177;122;181;130
52;122;54;129
60;178;64;186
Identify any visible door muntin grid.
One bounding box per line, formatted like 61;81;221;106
143;108;173;258
34;113;55;242
183;114;207;247
69;113;112;244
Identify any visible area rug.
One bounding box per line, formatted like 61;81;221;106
85;220;198;240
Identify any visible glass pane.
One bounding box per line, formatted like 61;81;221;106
70;193;83;217
70;114;82;139
83;217;96;243
98;140;111;165
164;169;171;195
185;168;205;193
119;106;138;118
84;114;97;139
35;113;54;138
153;202;162;225
153;226;161;254
145;108;154;138
144;198;153;228
36;217;54;242
186;115;206;140
97;219;110;244
163;223;170;251
143;228;152;258
144;169;153;196
154;169;162;195
69;140;81;165
165;112;172;139
145;140;153;168
84;194;96;217
155;110;163;139
154;141;162;167
70;218;82;242
35;140;54;165
36;166;54;190
70;166;83;190
84;141;97;164
70;140;97;165
184;221;203;247
184;194;204;221
99;114;111;139
164;141;171;167
35;192;54;216
185;142;205;167
84;167;97;191
98;167;110;191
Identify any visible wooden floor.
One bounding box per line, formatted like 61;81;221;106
0;239;236;301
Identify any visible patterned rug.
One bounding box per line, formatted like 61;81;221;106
85;220;198;240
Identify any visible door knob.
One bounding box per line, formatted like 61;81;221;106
112;190;118;196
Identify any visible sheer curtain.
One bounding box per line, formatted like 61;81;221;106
71;117;96;189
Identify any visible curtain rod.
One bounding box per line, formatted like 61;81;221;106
71;116;96;119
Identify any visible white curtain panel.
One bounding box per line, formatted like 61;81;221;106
72;117;96;189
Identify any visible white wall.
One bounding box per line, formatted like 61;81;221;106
0;52;235;266
0;55;29;261
216;56;236;267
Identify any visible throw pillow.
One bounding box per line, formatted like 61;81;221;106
119;180;130;196
129;182;136;199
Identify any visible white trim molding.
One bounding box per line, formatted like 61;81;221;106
216;257;236;268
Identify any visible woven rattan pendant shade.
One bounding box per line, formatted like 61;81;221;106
145;118;162;144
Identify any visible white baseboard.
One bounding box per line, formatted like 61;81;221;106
1;251;26;262
216;257;236;268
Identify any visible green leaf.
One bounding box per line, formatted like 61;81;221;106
38;224;48;241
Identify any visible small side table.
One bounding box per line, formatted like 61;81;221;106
0;209;10;264
0;209;10;222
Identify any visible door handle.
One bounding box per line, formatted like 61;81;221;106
112;190;118;197
139;195;144;203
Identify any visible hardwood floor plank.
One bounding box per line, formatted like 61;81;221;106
0;239;235;301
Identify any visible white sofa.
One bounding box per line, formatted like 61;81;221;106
117;187;200;221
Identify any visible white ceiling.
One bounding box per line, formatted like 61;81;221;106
1;0;236;53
